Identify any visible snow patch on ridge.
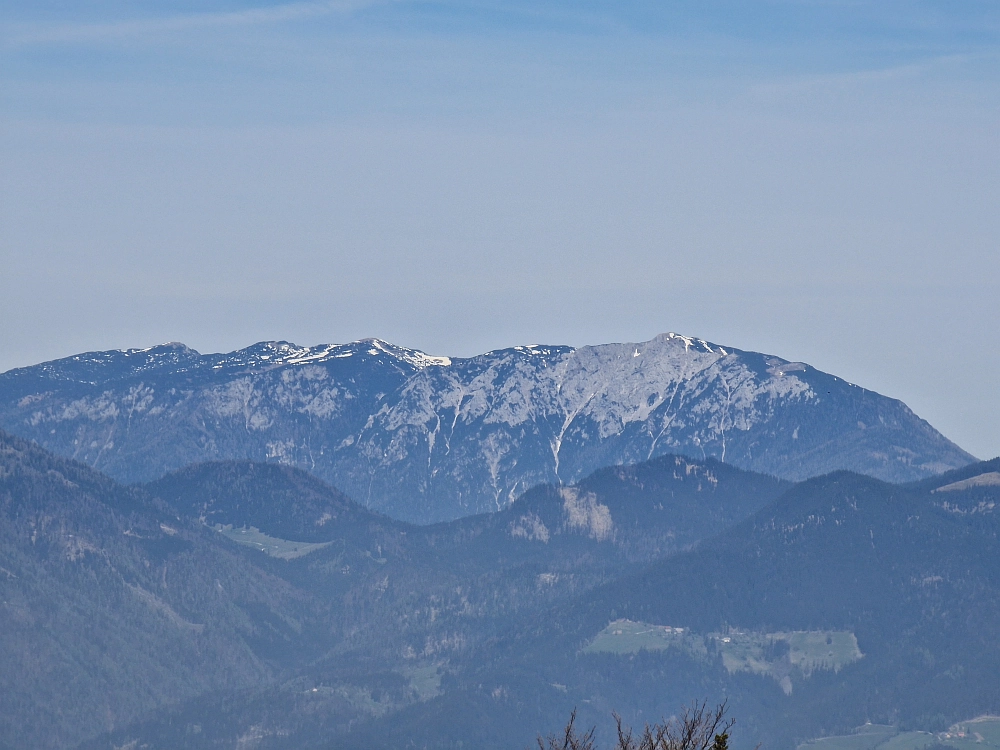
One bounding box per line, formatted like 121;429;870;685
364;339;452;367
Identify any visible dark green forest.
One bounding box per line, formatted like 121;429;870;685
1;430;998;749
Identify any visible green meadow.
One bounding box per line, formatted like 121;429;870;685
583;618;861;693
798;717;1000;750
215;525;333;559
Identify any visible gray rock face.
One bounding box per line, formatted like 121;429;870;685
0;333;975;522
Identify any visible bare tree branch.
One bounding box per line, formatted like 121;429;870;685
541;701;736;750
539;709;598;750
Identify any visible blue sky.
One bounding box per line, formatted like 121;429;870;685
1;1;999;458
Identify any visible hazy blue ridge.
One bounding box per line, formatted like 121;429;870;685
1;430;796;749
0;430;335;749
67;453;1000;750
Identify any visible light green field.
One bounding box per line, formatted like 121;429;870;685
877;731;939;750
798;725;897;750
215;525;333;559
403;664;443;701
941;717;1000;750
583;619;861;693
581;619;696;655
780;630;863;675
797;717;1000;750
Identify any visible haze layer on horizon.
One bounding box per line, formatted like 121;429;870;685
1;1;998;459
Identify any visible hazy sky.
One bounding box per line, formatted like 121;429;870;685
2;1;998;459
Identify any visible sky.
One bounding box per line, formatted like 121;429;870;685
1;1;998;459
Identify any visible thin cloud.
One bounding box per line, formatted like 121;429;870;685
6;0;391;47
744;52;989;98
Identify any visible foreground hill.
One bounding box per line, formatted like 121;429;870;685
0;432;334;750
344;464;1000;750
0;433;791;749
78;460;1000;750
5;426;996;750
0;333;974;521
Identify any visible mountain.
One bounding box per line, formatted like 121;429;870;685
83;462;1000;750
371;465;1000;750
0;334;975;522
450;454;792;564
574;468;1000;642
146;460;396;543
136;454;791;664
0;431;790;750
6;421;996;750
0;431;336;750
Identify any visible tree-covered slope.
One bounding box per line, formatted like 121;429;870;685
0;432;332;749
5;429;995;750
379;468;1000;750
146;459;401;543
74;455;790;750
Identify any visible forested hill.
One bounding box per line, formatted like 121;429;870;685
64;453;1000;750
0;432;330;749
392;466;1000;750
0;432;795;749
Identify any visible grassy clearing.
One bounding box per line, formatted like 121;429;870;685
215;525;333;559
798;717;1000;750
583;619;861;694
581;619;694;655
798;725;897;750
942;718;1000;750
781;630;862;675
403;664;443;701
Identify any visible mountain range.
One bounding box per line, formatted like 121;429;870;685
0;333;975;522
2;425;998;750
0;333;993;750
0;428;790;749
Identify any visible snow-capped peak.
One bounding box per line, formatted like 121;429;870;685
361;339;452;367
656;332;727;355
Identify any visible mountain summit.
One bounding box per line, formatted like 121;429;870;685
0;333;974;522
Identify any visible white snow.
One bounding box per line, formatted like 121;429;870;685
365;339;452;367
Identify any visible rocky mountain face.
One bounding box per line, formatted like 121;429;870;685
0;333;975;522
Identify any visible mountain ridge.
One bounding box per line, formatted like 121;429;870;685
0;333;974;522
4;424;998;750
0;430;794;749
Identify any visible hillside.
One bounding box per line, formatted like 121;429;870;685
0;435;790;749
0;432;333;749
80;461;1000;750
362;466;1000;750
4;427;995;750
